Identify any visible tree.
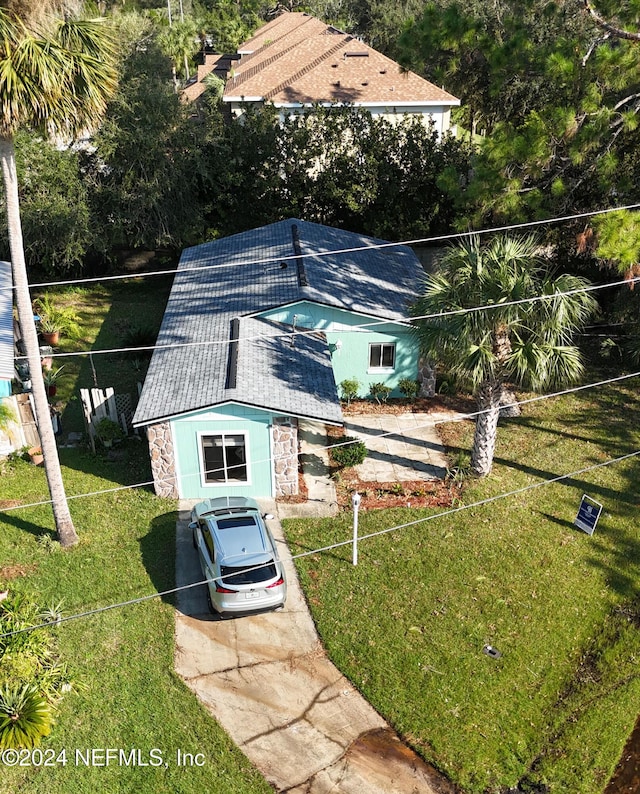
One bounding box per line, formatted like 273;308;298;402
0;8;117;546
399;1;640;227
0;131;91;276
411;235;596;476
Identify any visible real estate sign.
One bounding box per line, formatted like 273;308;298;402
574;494;603;536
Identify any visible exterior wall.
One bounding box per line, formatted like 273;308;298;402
171;403;275;499
258;301;418;399
147;421;178;498
0;380;10;398
272;417;298;497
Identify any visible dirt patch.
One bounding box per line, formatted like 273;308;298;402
0;499;23;509
0;563;38;581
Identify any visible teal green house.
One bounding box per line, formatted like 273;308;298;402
133;220;428;500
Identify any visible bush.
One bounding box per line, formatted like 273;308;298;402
370;382;392;404
339;378;360;406
399;378;420;401
331;435;367;468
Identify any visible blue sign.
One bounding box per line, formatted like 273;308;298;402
574;494;603;536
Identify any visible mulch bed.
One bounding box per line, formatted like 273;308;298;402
342;394;475;416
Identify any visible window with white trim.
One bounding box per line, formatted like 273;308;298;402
201;433;248;484
369;342;396;370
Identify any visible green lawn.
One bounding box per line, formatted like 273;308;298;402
283;377;640;793
1;281;271;794
0;443;272;794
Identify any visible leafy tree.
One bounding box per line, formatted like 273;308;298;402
157;18;199;88
411;235;596;476
0;8;118;546
399;1;640;227
86;19;214;254
210;105;471;239
0;131;91;276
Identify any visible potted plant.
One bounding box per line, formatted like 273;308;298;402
94;417;125;448
42;365;65;398
34;294;81;345
28;446;44;465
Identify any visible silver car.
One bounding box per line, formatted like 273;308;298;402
189;496;287;616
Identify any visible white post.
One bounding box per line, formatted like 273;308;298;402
351;492;361;566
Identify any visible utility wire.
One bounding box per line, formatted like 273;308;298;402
2;447;638;640
3;202;640;295
15;274;640;363
2;368;638;514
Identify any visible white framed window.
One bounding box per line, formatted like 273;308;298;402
199;432;249;485
369;342;396;370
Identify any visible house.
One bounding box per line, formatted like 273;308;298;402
186;12;459;134
133;219;433;500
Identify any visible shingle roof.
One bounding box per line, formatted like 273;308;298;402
0;261;13;382
133;220;424;427
223;12;459;108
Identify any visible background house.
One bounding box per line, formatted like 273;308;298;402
133;219;430;500
185;12;459;134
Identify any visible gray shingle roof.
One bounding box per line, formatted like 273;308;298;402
0;261;13;382
133;220;423;427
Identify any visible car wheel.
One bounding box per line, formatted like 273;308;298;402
192;527;197;549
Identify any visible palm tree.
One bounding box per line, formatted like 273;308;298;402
0;8;117;546
411;235;597;476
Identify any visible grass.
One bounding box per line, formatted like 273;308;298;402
0;444;272;794
34;278;173;435
1;281;271;794
282;375;640;793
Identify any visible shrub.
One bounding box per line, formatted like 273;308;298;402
399;378;420;401
331;435;367;468
94;417;125;445
370;382;392;404
339;378;360;406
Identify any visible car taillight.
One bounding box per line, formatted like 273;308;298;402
216;583;235;593
267;576;284;589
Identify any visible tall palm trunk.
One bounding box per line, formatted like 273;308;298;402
471;378;502;476
0;136;78;547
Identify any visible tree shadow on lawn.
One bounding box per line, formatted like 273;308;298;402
0;511;56;541
139;509;180;608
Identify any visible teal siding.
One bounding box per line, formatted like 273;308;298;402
171;403;274;499
0;380;10;398
258;301;418;398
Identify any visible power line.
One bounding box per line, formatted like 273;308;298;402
2;446;637;640
15;273;640;363
2;368;638;514
3;202;640;295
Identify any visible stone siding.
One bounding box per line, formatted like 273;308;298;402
272;418;298;497
148;422;178;497
417;357;436;398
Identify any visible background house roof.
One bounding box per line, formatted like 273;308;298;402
0;261;13;382
223;12;459;108
133;219;424;427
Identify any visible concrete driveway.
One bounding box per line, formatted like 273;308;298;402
174;501;455;794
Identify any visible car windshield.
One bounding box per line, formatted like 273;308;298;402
220;561;277;586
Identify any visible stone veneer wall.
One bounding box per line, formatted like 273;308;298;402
147;422;178;498
417;357;436;398
272;417;298;497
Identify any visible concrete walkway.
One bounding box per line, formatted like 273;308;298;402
175;504;454;793
345;411;457;483
174;412;460;792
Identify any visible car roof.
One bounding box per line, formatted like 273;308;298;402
208;512;273;567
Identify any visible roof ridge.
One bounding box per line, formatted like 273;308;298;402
232;14;317;76
263;37;351;102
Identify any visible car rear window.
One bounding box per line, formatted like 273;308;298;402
221;561;277;585
217;517;257;530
